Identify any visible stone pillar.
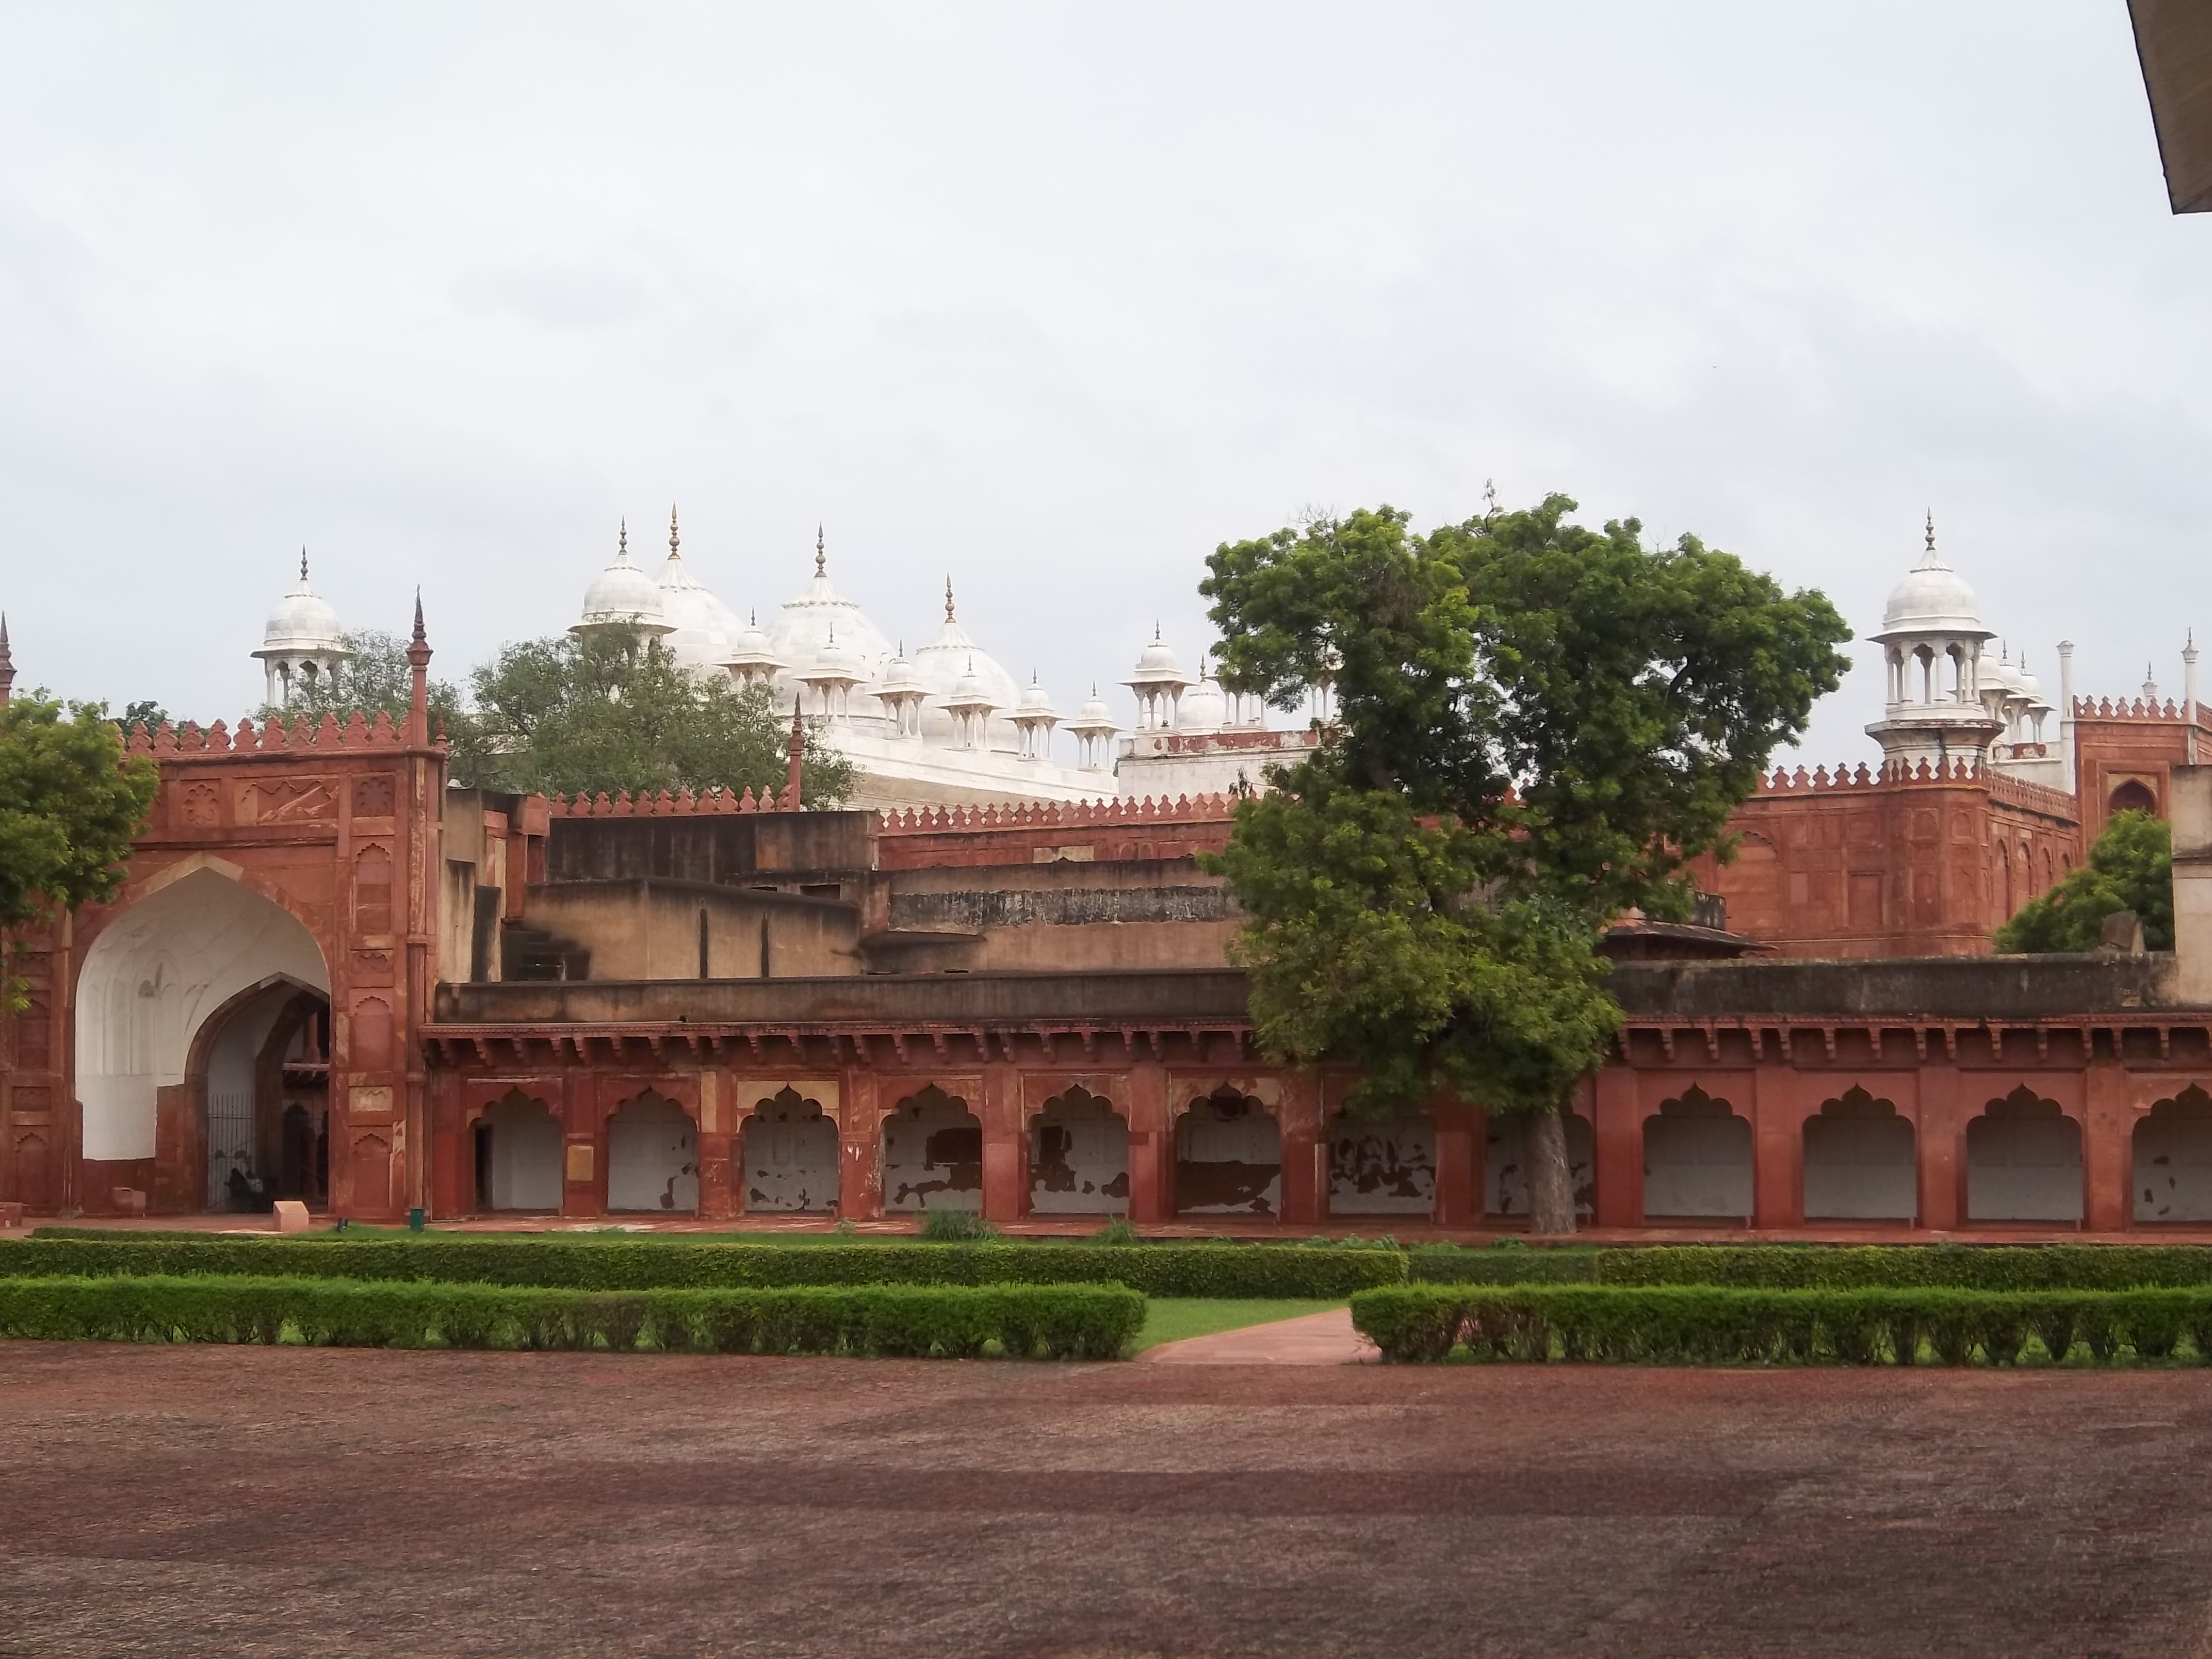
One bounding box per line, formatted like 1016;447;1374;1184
1751;1064;1804;1230
1917;1056;1963;1231
696;1069;736;1222
2083;1058;2132;1233
980;1064;1025;1223
561;1069;600;1218
1591;1064;1641;1228
1430;1097;1477;1227
1277;1073;1325;1226
2171;767;2212;1005
839;1071;882;1219
1127;1060;1169;1223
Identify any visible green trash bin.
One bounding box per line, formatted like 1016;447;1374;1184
408;1207;426;1232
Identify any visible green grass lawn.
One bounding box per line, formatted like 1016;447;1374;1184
1129;1297;1345;1354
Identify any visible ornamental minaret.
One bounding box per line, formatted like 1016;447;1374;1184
1865;514;2002;773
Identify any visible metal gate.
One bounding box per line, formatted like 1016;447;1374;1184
207;1089;254;1209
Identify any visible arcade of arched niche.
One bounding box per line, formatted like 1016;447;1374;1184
73;865;332;1213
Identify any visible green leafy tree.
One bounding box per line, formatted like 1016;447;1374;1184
452;627;854;806
1995;810;2171;952
257;628;464;734
120;700;170;730
1203;494;1850;1232
0;694;160;1010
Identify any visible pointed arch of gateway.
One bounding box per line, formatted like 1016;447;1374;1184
74;866;330;1199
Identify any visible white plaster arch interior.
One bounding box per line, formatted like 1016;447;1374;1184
74;865;330;1163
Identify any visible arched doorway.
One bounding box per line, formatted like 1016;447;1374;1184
1966;1087;2081;1223
1174;1086;1281;1216
2134;1086;2212;1223
883;1086;982;1212
1801;1087;1915;1221
75;866;330;1212
607;1092;698;1213
1030;1088;1129;1214
474;1089;562;1213
1641;1087;1752;1221
741;1087;839;1213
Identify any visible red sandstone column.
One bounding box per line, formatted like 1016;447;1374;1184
1751;1063;1804;1230
1430;1097;1476;1227
561;1069;599;1219
1591;1064;1641;1228
980;1063;1024;1222
839;1071;883;1220
1917;1057;1962;1230
696;1069;736;1222
1276;1073;1324;1226
2083;1059;2131;1232
430;1069;465;1218
1127;1060;1169;1223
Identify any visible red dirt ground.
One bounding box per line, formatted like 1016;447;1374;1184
3;1344;2209;1659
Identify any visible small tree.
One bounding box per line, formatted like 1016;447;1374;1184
1995;810;2171;952
0;695;160;1009
453;627;855;806
1204;495;1850;1232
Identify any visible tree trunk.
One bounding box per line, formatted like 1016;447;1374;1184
1526;1103;1577;1235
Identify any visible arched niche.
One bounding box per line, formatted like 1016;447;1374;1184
1174;1085;1280;1216
1801;1086;1915;1221
1485;1112;1595;1223
2135;1085;2212;1223
474;1089;562;1213
1966;1086;2081;1223
741;1086;839;1213
883;1085;981;1212
74;867;329;1170
606;1090;698;1213
1641;1086;1752;1221
2109;780;2157;818
1326;1110;1435;1217
1030;1087;1129;1215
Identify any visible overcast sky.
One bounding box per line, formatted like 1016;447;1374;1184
2;2;2204;765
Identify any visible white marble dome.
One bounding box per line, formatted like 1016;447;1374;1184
765;534;896;706
1878;520;1987;640
1016;675;1058;719
1072;687;1115;730
261;555;346;654
575;524;671;635
1178;668;1228;733
912;586;1021;743
655;518;749;671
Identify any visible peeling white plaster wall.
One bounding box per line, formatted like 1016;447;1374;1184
1030;1092;1129;1214
1175;1095;1280;1215
484;1095;563;1210
2136;1107;2212;1222
742;1091;840;1212
75;868;329;1162
608;1095;698;1212
883;1091;982;1212
1327;1115;1434;1216
1485;1113;1595;1222
1642;1102;1753;1219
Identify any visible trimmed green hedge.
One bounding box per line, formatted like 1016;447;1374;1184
1353;1282;2212;1365
0;1238;1405;1298
0;1274;1142;1358
1406;1244;2212;1291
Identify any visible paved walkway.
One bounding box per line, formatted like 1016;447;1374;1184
1140;1305;1379;1365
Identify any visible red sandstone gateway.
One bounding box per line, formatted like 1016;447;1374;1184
11;583;2212;1238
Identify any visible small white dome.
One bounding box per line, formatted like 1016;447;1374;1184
259;554;346;655
1132;630;1185;679
765;530;897;702
1877;518;1989;640
948;655;997;710
576;523;672;635
811;624;860;681
1074;688;1115;729
723;609;782;669
1178;669;1227;733
1016;674;1058;718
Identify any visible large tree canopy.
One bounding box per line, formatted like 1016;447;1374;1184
449;628;854;806
1995;810;2171;953
0;694;159;1007
1203;494;1851;1230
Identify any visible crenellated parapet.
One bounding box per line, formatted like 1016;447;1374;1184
877;793;1238;834
120;712;435;757
545;786;782;818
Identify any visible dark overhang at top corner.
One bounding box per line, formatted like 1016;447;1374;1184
2130;0;2212;213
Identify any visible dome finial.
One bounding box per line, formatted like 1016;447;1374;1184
669;504;680;559
945;575;956;622
1925;509;1935;554
618;518;629;561
815;524;826;576
299;546;309;582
